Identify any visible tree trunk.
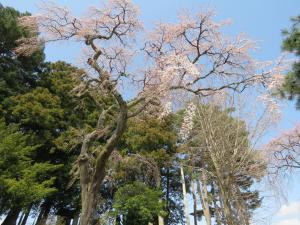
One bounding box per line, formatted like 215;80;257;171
35;201;51;225
2;207;21;225
218;184;234;225
201;173;212;225
80;188;98;225
211;183;222;225
190;180;198;225
79;90;128;225
180;165;190;225
158;214;164;225
165;168;170;225
196;178;211;225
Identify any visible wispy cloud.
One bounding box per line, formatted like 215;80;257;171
273;218;300;225
277;200;300;217
273;200;300;225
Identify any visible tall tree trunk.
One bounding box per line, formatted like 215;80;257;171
196;178;211;225
80;188;98;225
2;207;21;225
35;201;51;225
158;214;164;225
180;165;190;225
190;180;198;225
218;183;234;225
165;168;170;225
201;173;212;225
79;90;128;225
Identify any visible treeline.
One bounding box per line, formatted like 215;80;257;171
0;5;266;225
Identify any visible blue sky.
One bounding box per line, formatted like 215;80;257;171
1;0;300;224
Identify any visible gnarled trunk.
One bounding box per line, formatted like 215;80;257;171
79;90;128;225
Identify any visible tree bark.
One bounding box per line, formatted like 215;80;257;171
201;173;212;225
79;90;128;225
180;165;190;225
218;183;234;225
2;207;21;225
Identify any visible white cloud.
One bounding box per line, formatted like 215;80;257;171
273;200;300;225
273;218;300;225
277;200;300;217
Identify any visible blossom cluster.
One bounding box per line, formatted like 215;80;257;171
180;102;196;140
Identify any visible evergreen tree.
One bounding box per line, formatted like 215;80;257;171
113;182;165;225
281;15;300;108
0;120;57;225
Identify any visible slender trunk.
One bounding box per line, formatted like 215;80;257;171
218;183;234;225
235;187;250;225
165;168;170;225
2;207;21;225
35;201;51;225
158;214;164;225
190;180;198;225
20;206;31;225
180;165;190;225
196;178;211;225
72;213;79;225
201;173;212;225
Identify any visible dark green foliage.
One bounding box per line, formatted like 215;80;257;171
121;115;177;163
281;15;300;108
116;115;184;225
282;16;300;54
0;5;90;220
113;182;165;225
0;120;57;213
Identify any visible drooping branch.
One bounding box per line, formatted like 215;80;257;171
265;124;300;173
